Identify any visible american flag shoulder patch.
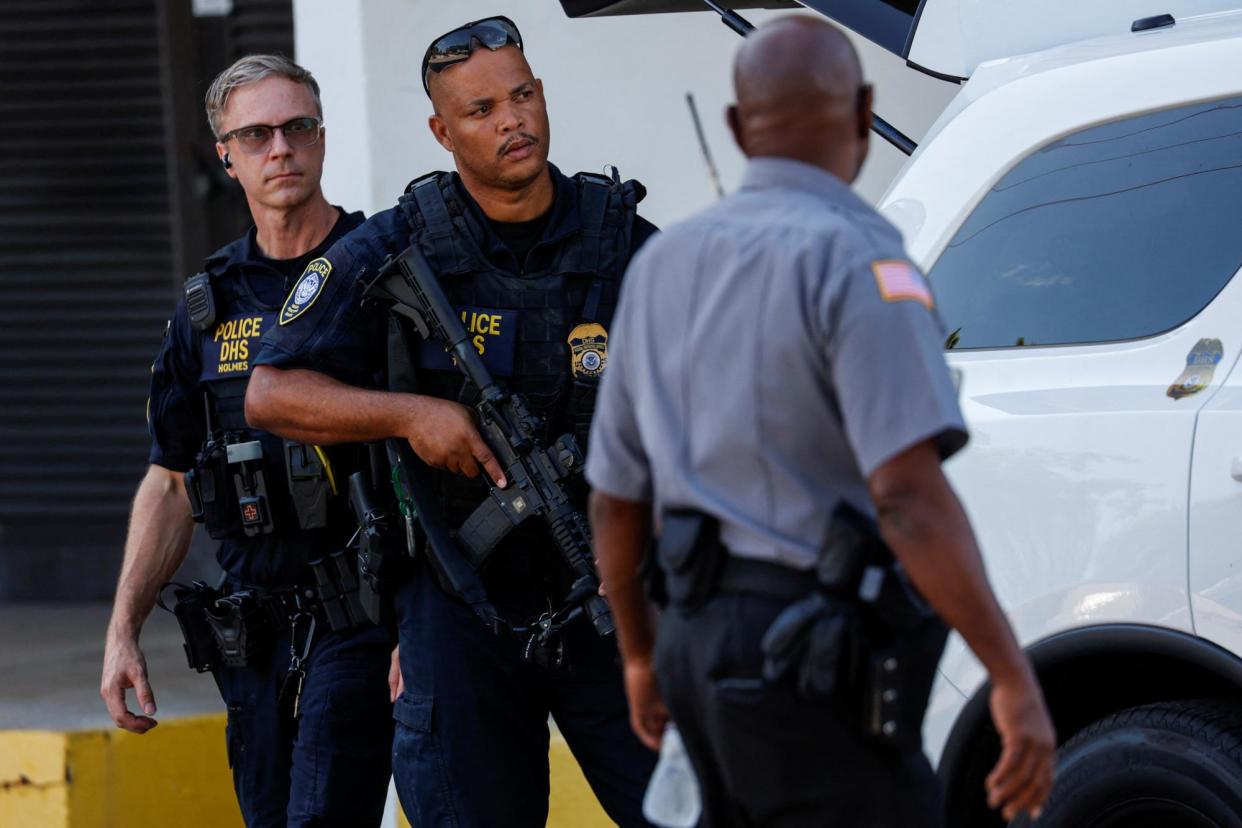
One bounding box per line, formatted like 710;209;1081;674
871;259;934;310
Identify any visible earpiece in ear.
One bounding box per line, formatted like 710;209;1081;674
221;152;232;170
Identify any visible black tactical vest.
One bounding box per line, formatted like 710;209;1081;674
187;246;345;543
393;169;643;529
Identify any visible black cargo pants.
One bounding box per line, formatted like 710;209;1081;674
654;591;946;828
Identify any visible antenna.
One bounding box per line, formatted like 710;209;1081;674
685;92;726;199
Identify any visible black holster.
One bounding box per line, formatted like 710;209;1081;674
204;588;273;667
348;470;407;627
853;565;947;750
654;509;724;612
164;581;221;673
756;502;947;751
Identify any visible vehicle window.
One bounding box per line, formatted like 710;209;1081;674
931;95;1242;349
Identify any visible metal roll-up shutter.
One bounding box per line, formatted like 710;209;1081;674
0;0;293;600
0;0;178;599
229;0;293;57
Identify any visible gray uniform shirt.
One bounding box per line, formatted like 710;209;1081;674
586;157;967;570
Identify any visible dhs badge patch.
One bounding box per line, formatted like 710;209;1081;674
280;257;332;325
568;322;608;381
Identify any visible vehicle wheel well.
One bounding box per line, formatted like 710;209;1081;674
939;623;1242;827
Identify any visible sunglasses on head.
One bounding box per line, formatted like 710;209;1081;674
421;15;523;95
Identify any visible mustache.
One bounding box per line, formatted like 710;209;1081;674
498;132;540;157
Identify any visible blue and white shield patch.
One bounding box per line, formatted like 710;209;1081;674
280;257;332;325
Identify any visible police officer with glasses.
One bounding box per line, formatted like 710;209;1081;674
101;55;394;828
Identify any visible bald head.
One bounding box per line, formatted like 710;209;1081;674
728;16;872;181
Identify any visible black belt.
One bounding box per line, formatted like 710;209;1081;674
715;555;819;602
261;586;322;630
215;579;321;632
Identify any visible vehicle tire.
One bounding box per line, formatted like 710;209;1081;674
1013;699;1242;828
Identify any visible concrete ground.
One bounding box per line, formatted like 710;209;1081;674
0;602;223;731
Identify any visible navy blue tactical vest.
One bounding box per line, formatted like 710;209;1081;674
196;244;276;431
394;169;643;530
189;243;353;554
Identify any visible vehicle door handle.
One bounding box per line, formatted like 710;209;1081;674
1231;457;1242;482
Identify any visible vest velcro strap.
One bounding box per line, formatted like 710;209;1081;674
581;280;603;323
206;378;251;432
577;177;610;274
410;175;459;272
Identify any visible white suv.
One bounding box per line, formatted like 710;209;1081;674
878;6;1242;826
564;1;1242;824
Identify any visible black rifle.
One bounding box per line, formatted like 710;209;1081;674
363;245;614;640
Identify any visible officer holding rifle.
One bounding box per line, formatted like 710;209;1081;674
246;16;659;827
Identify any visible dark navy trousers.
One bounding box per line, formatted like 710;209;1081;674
214;621;395;827
391;561;657;827
654;592;945;828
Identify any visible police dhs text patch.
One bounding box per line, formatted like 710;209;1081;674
201;313;274;380
280;257;332;325
419;305;518;377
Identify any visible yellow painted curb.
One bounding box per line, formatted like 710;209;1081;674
394;730;614;827
0;715;242;828
4;716;615;827
549;729;614;827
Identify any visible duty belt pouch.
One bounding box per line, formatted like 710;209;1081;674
204;589;271;667
164;581;221;673
227;441;274;536
193;442;241;539
759;592;855;700
309;548;370;633
285;440;331;530
656;509;723;612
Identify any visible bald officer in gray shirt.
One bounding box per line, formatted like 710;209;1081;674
587;16;1055;828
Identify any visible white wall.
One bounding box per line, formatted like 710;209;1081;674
294;1;959;226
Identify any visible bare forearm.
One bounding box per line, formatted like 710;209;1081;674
872;448;1032;687
589;491;656;664
108;467;196;642
249;366;509;485
246;365;417;445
